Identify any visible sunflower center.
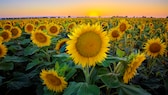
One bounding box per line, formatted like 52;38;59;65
46;74;61;86
11;28;18;36
27;25;33;31
50;26;58;33
76;31;102;57
35;33;47;43
4;25;11;30
1;32;9;40
68;24;74;29
112;30;119;37
149;43;161;53
119;23;126;32
38;25;46;31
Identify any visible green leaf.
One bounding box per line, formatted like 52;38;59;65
7;72;31;90
63;82;81;95
100;74;120;88
43;86;55;95
118;84;151;95
20;39;31;45
0;63;14;70
77;83;100;95
65;68;77;80
26;59;40;71
3;56;28;63
116;48;125;57
53;53;69;58
63;82;100;95
24;46;39;56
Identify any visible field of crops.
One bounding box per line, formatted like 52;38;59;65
0;17;168;95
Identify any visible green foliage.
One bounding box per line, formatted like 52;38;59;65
63;82;100;95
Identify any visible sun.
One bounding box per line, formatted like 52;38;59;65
88;10;100;17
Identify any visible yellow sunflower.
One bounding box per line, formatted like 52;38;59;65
0;44;8;58
66;24;110;67
3;24;12;31
0;30;12;42
123;53;146;83
144;38;166;58
37;24;47;31
55;38;69;53
10;27;22;39
24;23;34;34
67;22;76;32
0;37;3;44
31;30;51;47
47;24;60;36
40;69;67;92
108;27;123;41
118;19;129;33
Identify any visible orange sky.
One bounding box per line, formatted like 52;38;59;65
0;0;168;18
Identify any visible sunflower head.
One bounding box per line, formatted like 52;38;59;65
37;24;47;31
118;19;129;33
3;24;12;31
0;44;8;58
123;53;146;83
47;24;60;36
40;69;67;92
67;22;76;32
11;27;22;39
66;24;110;67
144;38;166;58
108;27;123;41
24;23;34;34
31;30;51;47
55;38;69;53
0;30;12;42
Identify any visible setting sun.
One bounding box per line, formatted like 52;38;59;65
87;10;101;17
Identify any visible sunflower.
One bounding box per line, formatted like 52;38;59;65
123;53;146;83
47;24;60;36
55;38;69;53
0;37;3;44
0;44;8;58
24;23;34;34
40;69;67;92
3;24;12;31
37;24;47;31
108;27;123;41
66;24;109;67
118;19;129;33
10;27;22;39
0;30;12;42
144;38;166;58
67;22;76;32
31;30;51;47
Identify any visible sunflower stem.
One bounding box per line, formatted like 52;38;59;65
41;48;50;62
83;66;90;84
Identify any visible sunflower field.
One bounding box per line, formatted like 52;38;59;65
0;17;168;95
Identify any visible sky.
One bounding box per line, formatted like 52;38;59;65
0;0;168;18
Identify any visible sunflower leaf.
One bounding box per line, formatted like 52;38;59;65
118;84;151;95
24;46;39;56
63;82;100;95
0;63;14;71
26;59;40;71
116;48;125;57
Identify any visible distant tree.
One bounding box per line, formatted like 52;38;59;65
68;16;71;18
166;16;168;18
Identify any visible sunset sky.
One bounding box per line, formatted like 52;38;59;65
0;0;168;18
